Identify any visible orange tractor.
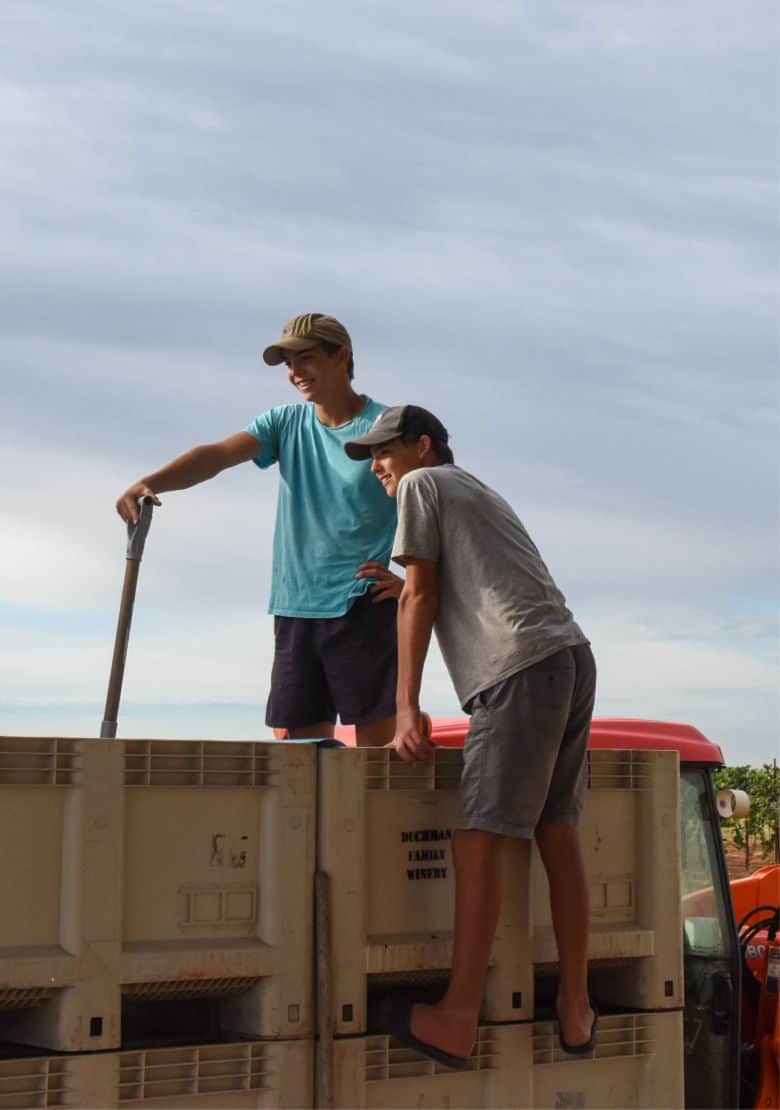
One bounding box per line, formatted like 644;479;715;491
731;865;779;1109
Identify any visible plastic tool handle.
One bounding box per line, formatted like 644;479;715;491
101;496;156;739
418;712;432;739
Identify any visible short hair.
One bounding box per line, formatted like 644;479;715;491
400;431;454;465
319;339;355;380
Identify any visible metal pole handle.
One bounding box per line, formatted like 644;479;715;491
101;497;156;739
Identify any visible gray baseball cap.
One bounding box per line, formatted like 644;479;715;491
344;405;449;461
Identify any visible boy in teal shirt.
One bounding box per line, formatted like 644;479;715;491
116;313;400;744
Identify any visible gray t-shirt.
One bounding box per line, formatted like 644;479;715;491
392;464;587;709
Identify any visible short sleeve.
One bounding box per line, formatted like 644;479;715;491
246;408;281;470
392;471;440;566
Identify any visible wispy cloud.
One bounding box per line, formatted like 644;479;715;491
2;0;777;766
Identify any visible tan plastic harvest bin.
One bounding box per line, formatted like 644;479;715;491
0;1040;312;1109
0;737;316;1052
0;738;123;1053
317;746;532;1036
117;739;315;1042
332;1011;683;1109
531;749;684;1009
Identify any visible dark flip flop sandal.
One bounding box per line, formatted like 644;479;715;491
384;998;469;1071
556;1005;599;1055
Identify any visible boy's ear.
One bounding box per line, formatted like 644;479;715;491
417;434;432;459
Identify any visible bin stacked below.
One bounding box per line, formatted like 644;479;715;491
0;738;685;1108
0;738;316;1053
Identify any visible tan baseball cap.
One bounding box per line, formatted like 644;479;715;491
263;313;352;366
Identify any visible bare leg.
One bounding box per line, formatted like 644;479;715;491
535;823;594;1046
287;722;335;740
286;717;394;744
355;714;395;747
410;829;504;1059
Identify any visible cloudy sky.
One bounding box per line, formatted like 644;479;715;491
2;1;777;765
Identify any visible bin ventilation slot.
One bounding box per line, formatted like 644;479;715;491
588;751;653;791
0;1057;66;1108
124;741;277;787
0;987;58;1011
0;739;78;786
122;976;261;1001
365;1028;499;1080
118;1042;273;1102
365;749;463;791
532;1013;657;1064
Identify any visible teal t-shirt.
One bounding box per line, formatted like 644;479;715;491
247;398;398;618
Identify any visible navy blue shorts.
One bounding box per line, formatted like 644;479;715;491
265;593;398;729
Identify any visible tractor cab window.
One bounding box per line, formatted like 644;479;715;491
680;768;741;1109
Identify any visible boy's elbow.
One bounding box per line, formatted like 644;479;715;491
399;583;438;613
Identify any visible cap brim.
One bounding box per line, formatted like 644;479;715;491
344;441;372;461
262;337;318;366
344;432;396;461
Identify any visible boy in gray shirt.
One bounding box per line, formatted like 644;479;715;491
348;405;597;1067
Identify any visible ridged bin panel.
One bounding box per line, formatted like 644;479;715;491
530;1011;684;1109
0;1015;682;1108
118;1042;286;1103
0;1057;66;1109
0;1042;312;1109
333;1012;683;1109
123;742;276;789
334;1024;528;1109
0;738;78;787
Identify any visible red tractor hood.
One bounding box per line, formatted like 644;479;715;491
335;715;724;765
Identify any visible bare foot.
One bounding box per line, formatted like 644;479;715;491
556;998;596;1049
410;1001;477;1060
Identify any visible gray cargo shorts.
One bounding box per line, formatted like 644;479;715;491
458;643;597;838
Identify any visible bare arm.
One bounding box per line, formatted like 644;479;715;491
393;557;439;764
115;431;262;523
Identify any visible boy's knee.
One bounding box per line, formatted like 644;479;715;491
453;828;505;860
535;822;577;854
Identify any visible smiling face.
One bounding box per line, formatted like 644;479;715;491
284;344;350;403
370;436;432;497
